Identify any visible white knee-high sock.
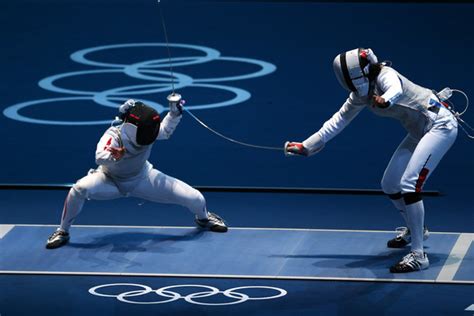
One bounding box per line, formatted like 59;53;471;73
405;200;425;255
192;195;208;220
59;188;86;232
195;207;209;220
390;197;408;225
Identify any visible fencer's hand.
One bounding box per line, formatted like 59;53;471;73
372;95;389;108
167;93;185;117
107;146;126;160
119;99;135;114
284;142;308;157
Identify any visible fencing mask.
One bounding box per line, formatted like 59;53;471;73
333;48;378;96
120;101;161;146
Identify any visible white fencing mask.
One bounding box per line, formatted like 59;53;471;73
333;48;378;96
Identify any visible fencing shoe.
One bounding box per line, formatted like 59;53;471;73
46;229;70;249
195;212;228;233
390;252;429;273
387;226;429;248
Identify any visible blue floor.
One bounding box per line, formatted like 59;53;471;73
2;225;471;282
1;275;473;316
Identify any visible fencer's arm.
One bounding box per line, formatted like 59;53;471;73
157;113;182;140
302;98;365;155
377;68;403;106
95;131;121;166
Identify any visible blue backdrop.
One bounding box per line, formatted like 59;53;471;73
1;0;473;193
1;2;473;315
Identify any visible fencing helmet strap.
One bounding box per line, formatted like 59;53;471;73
333;48;378;96
122;102;161;146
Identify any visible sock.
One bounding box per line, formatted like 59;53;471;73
388;193;408;226
59;188;86;232
404;199;425;256
186;189;208;220
390;198;409;226
196;207;209;221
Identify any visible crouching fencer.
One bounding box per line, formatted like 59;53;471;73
46;94;228;249
285;48;458;273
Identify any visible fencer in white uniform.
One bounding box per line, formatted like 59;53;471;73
46;94;227;249
285;48;458;273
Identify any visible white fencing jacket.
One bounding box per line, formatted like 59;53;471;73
95;113;181;182
303;66;440;155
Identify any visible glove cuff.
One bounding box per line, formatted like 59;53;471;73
167;93;182;103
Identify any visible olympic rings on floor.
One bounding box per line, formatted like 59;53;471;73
88;283;287;306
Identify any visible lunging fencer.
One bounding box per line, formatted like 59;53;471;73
46;94;228;249
285;48;458;273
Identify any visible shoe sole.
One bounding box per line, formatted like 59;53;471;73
210;226;228;233
390;264;429;273
196;222;228;233
45;238;70;249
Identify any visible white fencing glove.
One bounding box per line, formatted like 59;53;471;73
119;99;135;114
167;93;185;117
284;142;309;156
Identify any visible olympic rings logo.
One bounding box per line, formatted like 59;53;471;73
88;283;287;306
3;43;276;125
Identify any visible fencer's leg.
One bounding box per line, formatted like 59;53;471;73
59;171;122;232
391;120;457;272
59;187;86;233
400;123;457;256
389;193;430;273
131;169;207;218
131;169;227;232
388;193;408;225
46;170;121;249
381;134;418;225
382;135;421;248
402;193;425;256
46;186;85;249
386;193;412;248
389;193;430;272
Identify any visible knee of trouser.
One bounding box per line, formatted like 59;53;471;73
400;175;417;195
400;174;425;205
380;175;400;195
72;181;89;199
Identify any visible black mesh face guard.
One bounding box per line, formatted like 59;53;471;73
136;119;161;145
125;102;161;146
